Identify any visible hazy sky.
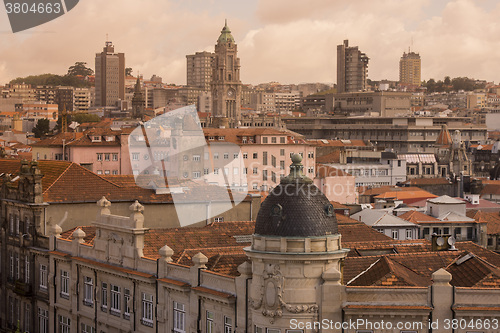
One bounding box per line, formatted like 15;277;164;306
1;0;500;85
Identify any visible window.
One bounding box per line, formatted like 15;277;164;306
308;152;314;158
61;270;69;298
81;323;95;333
214;153;219;159
243;152;248;159
97;170;103;175
193;155;201;161
132;153;139;161
124;288;131;319
104;170;110;175
307;167;314;174
224;316;233;333
280;149;285;156
263;137;268;143
280;160;285;170
112;153;118;161
141;292;153;326
112;170;118;175
24;303;31;333
25;255;30;283
243;168;248;175
104;153;110;161
38;308;48;333
15;252;20;280
110;284;121;316
9;252;14;280
263;170;268;181
206;311;215;333
215;217;224;222
280;137;286;144
193;171;201;179
392;229;399;239
253;152;258;159
204;168;210;175
253;168;258;175
252;184;258;190
97;153;102;161
59;315;71;333
406;229;413;239
218;136;225;141
101;282;108;311
214;168;219;175
173;301;185;333
83;276;93;306
233;167;239;175
224;153;229;159
39;264;47;290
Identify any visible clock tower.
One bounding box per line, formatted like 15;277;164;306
211;20;242;128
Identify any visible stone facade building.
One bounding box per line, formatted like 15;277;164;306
211;21;242;128
2;156;499;333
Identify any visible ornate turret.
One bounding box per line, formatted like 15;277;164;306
245;154;348;329
217;19;235;44
255;154;338;237
131;77;145;120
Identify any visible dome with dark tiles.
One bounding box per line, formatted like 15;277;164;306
254;154;338;237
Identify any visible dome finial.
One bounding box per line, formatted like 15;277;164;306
281;153;312;184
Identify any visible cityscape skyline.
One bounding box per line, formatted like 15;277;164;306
1;0;500;85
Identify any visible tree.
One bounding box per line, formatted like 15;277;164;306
73;113;101;123
33;118;50;138
125;67;133;76
444;76;451;85
67;62;94;77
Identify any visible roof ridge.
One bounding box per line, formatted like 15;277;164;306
41;161;74;194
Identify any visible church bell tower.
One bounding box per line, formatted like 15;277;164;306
211;20;242;128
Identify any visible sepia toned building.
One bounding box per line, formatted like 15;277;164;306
7;155;499;333
186;51;215;91
399;51;421;88
95;41;125;107
337;40;369;93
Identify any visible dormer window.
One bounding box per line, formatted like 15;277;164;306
208;136;215;141
92;136;101;142
218;136;225;141
105;136;115;142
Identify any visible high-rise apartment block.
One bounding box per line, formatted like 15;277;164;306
186;51;215;90
95;41;125;107
399;51;421;87
336;39;369;93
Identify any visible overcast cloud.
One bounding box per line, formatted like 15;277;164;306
0;0;499;85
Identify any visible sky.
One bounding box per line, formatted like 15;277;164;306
1;0;500;85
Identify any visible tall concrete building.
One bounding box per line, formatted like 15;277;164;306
399;50;421;87
336;39;369;93
95;41;125;107
211;20;242;128
186;51;215;90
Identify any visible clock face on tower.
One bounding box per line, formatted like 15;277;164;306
227;89;234;97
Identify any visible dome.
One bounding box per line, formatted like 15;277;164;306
217;20;235;44
254;154;338;237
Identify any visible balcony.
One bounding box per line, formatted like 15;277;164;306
14;280;32;296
